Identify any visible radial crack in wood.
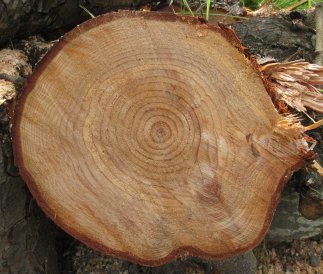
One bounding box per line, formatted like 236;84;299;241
13;11;310;266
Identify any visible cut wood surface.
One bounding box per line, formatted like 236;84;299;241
13;11;310;266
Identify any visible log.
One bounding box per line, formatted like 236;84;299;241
13;12;311;266
233;14;316;63
0;0;79;45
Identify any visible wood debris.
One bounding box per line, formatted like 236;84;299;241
0;49;32;79
311;160;323;177
260;60;323;113
0;80;16;105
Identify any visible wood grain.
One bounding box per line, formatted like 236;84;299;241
13;11;309;266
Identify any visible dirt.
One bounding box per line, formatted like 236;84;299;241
255;237;323;274
62;241;215;274
60;237;322;274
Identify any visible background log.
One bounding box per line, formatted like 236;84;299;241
0;0;79;45
232;12;316;62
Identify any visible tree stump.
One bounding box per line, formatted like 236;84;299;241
13;11;310;266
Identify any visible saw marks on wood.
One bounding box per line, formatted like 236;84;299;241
14;12;308;265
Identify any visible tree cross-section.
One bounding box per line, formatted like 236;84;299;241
13;11;308;266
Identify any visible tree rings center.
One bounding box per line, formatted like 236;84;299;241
150;121;171;143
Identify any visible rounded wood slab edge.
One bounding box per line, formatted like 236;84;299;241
13;11;307;266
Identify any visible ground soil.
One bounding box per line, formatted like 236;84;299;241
256;237;323;274
59;237;322;274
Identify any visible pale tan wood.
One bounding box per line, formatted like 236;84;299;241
14;12;309;265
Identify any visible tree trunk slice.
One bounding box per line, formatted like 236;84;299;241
13;11;309;266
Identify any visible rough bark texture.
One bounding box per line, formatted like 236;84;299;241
0;0;79;45
0;0;150;45
233;13;316;62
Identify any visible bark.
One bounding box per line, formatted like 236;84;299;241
233;13;316;62
0;0;79;45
